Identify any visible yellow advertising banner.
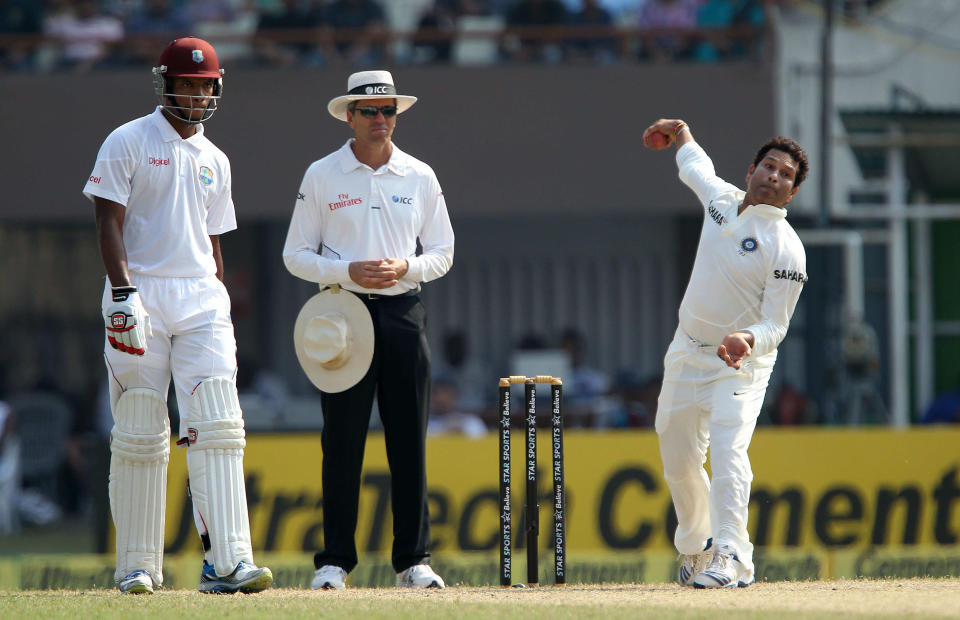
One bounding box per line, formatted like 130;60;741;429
151;427;960;558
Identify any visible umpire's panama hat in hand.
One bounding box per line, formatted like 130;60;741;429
327;70;418;122
294;285;375;393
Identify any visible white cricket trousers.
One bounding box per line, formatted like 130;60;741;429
102;273;237;437
655;328;774;579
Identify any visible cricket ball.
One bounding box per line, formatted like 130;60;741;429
648;131;669;149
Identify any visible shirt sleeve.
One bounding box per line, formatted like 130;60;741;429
743;236;807;357
405;171;454;283
676;141;739;209
82;127;139;206
282;165;352;285
206;155;237;235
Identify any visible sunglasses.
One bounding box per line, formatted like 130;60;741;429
353;105;398;118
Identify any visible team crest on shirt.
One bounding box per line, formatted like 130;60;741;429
740;237;759;255
192;49;204;63
199;166;214;186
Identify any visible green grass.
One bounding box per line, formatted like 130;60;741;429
0;583;954;620
0;591;852;620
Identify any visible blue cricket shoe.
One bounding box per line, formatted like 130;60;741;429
199;560;273;594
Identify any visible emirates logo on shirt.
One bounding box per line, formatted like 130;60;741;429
329;193;362;211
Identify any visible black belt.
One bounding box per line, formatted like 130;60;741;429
362;289;420;300
324;287;420;300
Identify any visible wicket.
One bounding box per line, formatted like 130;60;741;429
498;375;566;587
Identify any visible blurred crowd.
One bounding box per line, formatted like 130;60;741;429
427;328;665;438
0;363;112;538
0;0;770;72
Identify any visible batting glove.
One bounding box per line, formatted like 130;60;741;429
104;286;152;355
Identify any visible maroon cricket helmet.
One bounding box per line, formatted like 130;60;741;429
157;37;222;78
152;37;224;124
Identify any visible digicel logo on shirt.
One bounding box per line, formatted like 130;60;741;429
148;156;170;166
329;193;362;211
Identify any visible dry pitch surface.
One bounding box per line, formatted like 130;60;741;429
1;579;957;619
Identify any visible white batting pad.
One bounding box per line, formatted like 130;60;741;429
184;377;253;575
109;388;170;585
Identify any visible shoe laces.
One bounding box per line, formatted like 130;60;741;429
708;551;732;573
122;570;151;584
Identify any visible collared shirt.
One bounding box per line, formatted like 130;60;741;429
675;142;807;361
82;107;236;278
283;139;455;295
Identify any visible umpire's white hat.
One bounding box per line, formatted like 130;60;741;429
293;286;374;393
327;70;418;122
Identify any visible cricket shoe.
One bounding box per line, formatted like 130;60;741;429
312;565;347;590
117;570;156;594
198;560;273;594
678;538;713;586
693;545;751;589
396;564;445;589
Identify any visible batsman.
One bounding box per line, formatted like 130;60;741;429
644;118;809;588
83;37;271;594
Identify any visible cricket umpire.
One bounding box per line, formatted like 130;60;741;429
643;119;808;589
283;70;454;590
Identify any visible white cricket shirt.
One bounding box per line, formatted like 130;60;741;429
83;107;236;278
283;139;455;295
675;142;806;361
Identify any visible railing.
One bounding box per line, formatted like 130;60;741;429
0;24;767;71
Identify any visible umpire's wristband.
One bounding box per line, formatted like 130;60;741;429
111;286;138;302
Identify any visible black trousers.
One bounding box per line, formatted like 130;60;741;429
314;293;432;574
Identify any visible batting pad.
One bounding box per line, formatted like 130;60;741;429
109;387;170;585
184;377;253;575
